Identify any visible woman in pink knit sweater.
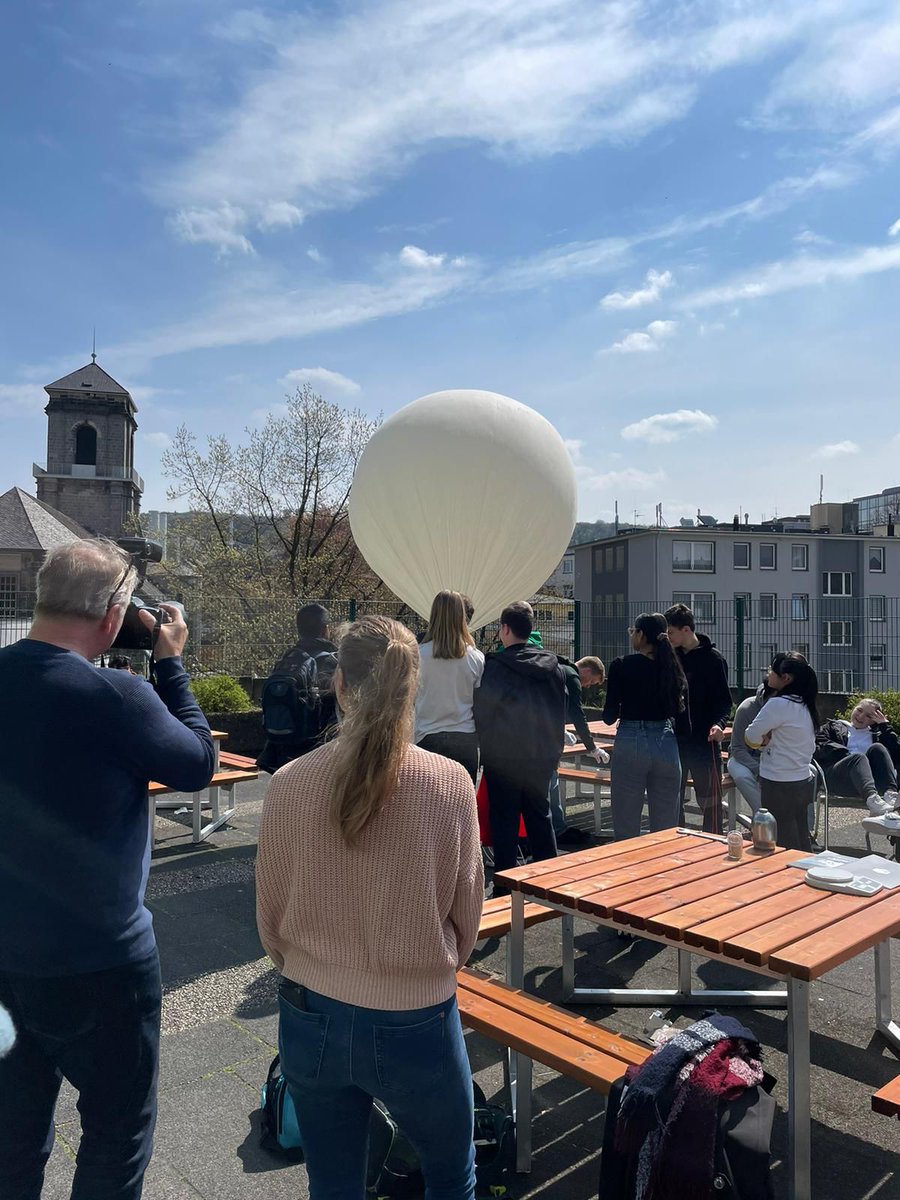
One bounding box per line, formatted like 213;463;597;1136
256;615;484;1200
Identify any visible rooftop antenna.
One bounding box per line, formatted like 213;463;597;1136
91;328;97;364
819;473;824;505
614;499;619;536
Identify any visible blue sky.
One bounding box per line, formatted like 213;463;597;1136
2;0;900;525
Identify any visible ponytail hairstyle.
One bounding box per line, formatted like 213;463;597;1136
425;590;474;659
329;616;419;844
633;612;687;718
770;651;820;729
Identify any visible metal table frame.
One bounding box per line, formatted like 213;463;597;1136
507;886;898;1200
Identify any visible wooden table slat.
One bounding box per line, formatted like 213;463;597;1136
494;828;683;888
682;882;829;953
567;846;736;918
768;889;900;981
526;840;724;903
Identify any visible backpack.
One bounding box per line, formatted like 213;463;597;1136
261;649;334;744
260;1057;514;1198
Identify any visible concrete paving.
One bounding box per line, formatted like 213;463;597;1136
41;781;899;1199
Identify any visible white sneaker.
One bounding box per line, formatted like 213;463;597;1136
882;789;900;811
866;795;893;816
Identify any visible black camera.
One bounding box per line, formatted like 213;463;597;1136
111;538;185;651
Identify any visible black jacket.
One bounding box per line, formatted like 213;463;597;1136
473;643;567;772
814;718;900;772
676;632;731;745
557;655;596;752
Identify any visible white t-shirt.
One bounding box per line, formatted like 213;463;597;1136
847;723;874;755
415;643;485;741
744;695;815;782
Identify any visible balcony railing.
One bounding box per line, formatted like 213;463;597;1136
33;462;145;491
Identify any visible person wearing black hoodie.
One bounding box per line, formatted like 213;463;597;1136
664;602;732;833
473;601;567;884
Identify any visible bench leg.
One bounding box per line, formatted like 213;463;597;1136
562;915;575;999
787;978;811;1200
192;792;202;842
874;940;900;1056
513;1055;533;1173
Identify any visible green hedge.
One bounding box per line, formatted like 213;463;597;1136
190;675;253;716
836;690;900;729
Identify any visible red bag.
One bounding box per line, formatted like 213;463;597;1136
476;775;526;847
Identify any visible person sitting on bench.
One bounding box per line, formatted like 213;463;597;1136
814;698;900;817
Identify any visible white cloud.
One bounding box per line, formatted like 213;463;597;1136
601;269;673;310
279;367;361;396
889;218;900;237
400;244;446;270
794;228;832;246
815;440;861;459
168;202;255;256
141;431;172;449
563;438;585;462
0;383;43;415
582;467;666;492
680;242;900;309
607;319;677;354
621;409;718;444
306;246;324;262
258;201;304;230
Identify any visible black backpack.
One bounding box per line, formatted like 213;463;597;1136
261;649;335;744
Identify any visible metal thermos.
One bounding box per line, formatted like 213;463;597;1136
750;808;778;853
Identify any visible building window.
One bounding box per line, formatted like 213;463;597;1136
604;546;614;572
791;594;809;621
760;643;776;669
734;593;751;619
738;643;752;672
823;670;855;693
759;594;776;620
869;546;885;573
733;542;750;570
0;573;17;617
791;642;810;659
74;423;97;466
672;591;715;623
869;595;886;621
562;558;573;575
791;544;808;571
870;644;886;673
824;621;852;646
759;543;776;570
615;544;625;571
673;541;714;572
822;571;853;596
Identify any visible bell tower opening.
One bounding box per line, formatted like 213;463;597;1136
74;424;97;466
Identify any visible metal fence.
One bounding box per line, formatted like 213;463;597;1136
4;590;900;694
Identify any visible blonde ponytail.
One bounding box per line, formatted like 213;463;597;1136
329;616;419;844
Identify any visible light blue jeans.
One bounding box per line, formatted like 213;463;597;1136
278;982;476;1200
610;719;682;841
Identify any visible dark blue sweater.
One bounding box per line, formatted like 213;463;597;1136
0;639;215;976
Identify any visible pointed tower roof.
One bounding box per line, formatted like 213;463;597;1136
45;361;131;397
0;487;91;551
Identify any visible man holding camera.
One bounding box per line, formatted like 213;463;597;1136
0;538;215;1199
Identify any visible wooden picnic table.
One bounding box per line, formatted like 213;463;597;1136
497;828;900;1200
149;729;258;844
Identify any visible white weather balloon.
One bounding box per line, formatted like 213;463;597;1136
349;389;577;628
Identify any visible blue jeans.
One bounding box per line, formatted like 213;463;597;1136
278;981;476;1200
548;770;566;836
610;720;681;841
0;950;162;1200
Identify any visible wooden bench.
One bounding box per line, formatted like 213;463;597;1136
218;750;259;771
477;895;562;941
558;766;610;836
872;1075;900;1118
149;767;258;844
457;966;649;1171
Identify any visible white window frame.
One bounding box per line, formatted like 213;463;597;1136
870;644;886;673
791;642;810;659
734;593;751;620
824;669;855;693
759;593;777;621
562;558;573;574
824;620;852;646
672;591;716;623
869;595;886;622
759;543;777;570
760;643;776;670
869;546;885;573
822;571;853;596
0;573;17;617
672;541;715;573
733;542;751;570
791;594;809;621
791;544;808;571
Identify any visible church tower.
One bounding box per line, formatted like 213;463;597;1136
33;355;143;538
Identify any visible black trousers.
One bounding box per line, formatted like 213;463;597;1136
417;731;479;784
825;744;897;800
678;740;726;833
482;762;557;880
760;777;814;852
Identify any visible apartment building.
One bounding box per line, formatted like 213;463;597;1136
571;507;900;693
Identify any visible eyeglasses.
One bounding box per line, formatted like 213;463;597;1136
106;557;134;611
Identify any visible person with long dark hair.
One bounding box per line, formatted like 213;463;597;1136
744;651;819;851
257;616;483;1199
602;613;688;840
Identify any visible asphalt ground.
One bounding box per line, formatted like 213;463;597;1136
40;780;899;1200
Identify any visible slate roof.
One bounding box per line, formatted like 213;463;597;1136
0;487;91;551
45;361;130;396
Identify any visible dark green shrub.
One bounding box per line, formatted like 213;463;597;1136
191;674;252;715
836;690;900;729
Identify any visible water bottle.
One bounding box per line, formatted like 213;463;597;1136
751;808;778;853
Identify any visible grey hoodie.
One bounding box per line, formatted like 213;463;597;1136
729;684;768;770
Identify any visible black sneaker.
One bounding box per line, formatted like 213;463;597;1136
556;827;592;847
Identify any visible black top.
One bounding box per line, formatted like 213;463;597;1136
473;643;567;771
602;652;687;730
675;632;731;744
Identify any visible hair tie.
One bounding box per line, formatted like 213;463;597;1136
657;632;668;643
